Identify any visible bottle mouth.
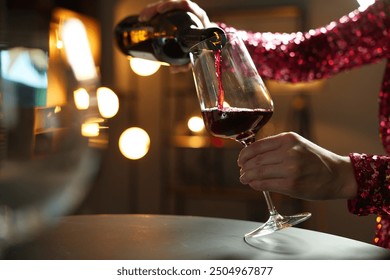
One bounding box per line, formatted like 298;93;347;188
190;31;235;53
207;28;227;50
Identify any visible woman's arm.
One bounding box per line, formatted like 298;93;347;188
219;0;390;82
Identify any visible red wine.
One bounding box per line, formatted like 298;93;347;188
201;107;273;142
215;49;224;109
208;48;273;142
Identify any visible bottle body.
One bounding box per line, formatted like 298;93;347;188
115;10;225;65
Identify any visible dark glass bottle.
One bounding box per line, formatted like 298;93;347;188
115;10;226;65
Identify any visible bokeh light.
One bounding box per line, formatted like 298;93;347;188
97;87;119;118
187;116;205;133
129;57;161;76
74;88;90;110
119;127;150;160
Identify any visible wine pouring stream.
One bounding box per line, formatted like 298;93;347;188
189;32;311;248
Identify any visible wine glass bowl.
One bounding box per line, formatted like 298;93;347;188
0;34;105;254
189;32;311;248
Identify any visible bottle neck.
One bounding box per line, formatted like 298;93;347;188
178;27;226;52
114;11;226;65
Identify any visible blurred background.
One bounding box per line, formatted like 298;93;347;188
2;0;385;245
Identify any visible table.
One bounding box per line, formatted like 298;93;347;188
5;214;390;259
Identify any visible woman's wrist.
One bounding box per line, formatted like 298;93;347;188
337;156;359;199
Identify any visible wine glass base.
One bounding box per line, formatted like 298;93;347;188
244;212;311;248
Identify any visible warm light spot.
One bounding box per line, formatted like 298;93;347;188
61;18;97;81
81;118;104;137
173;136;209;148
81;122;100;137
56;40;64;49
187;136;207;148
187;116;204;133
129;57;161;76
74;88;90;110
54;106;62;114
97;87;119;118
357;0;374;10
376;216;382;223
55;30;64;49
374;237;379;244
119;127;150;160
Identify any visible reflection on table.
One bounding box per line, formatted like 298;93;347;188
5;214;390;260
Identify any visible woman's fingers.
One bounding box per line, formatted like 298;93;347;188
138;1;162;22
246;178;289;193
240;162;284;184
155;0;193;14
237;134;285;167
240;150;285;170
138;0;210;26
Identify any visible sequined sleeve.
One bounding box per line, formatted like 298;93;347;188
348;153;390;215
218;0;390;83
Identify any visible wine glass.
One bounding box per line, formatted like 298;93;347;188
189;32;311;248
0;25;105;255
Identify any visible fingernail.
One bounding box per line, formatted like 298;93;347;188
239;174;246;184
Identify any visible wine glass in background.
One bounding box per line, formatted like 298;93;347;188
189;32;311;248
0;15;106;256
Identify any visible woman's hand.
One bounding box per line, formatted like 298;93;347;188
237;132;358;201
139;0;211;26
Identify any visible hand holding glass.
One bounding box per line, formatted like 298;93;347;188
189;33;311;248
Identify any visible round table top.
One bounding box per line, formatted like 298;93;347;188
5;214;390;260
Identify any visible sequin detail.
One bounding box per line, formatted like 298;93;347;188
219;0;390;249
218;1;390;82
348;153;390;216
349;153;390;248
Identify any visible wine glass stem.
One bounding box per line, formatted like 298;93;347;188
240;136;279;217
263;191;278;216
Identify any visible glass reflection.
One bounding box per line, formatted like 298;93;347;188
0;28;104;254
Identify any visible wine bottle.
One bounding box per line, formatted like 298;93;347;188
115;10;226;65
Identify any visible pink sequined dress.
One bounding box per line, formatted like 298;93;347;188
219;0;390;249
